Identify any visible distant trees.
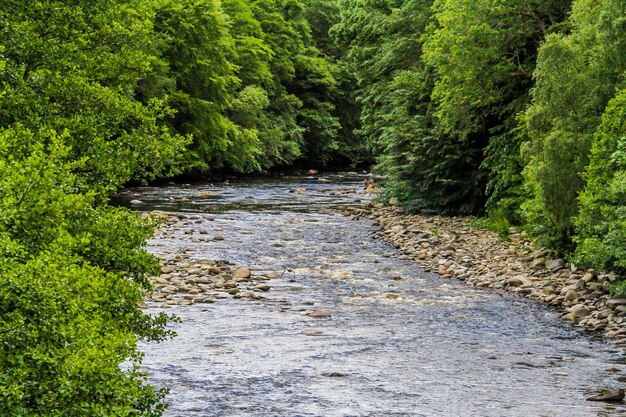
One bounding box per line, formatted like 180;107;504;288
149;0;364;173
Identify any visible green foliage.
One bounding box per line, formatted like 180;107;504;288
0;128;173;415
248;0;343;168
142;0;355;173
0;0;184;413
423;0;570;219
302;0;366;166
471;207;513;240
574;87;626;273
0;0;187;196
522;0;626;249
154;0;261;173
335;0;490;213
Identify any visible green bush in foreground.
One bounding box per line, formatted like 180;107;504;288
0;128;174;416
0;0;182;412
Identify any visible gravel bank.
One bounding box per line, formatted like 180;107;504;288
344;204;626;347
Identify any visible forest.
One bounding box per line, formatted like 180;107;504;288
0;0;623;414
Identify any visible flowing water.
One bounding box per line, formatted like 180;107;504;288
120;174;626;417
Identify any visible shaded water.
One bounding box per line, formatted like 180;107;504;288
120;174;626;416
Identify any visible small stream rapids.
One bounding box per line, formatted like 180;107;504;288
120;174;626;417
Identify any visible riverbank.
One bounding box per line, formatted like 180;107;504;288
343;203;626;347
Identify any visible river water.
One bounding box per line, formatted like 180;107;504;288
120;174;626;417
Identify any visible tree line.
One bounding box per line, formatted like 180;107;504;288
334;0;625;277
0;0;623;415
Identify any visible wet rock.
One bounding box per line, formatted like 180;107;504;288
254;284;270;292
302;329;325;336
582;272;595;282
568;304;590;318
233;268;252;279
586;389;624;402
531;258;545;268
544;294;557;303
598;309;612;319
130;199;143;205
307;310;331;318
563;290;579;302
160;286;178;294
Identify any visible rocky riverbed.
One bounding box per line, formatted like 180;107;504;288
120;174;626;416
344;204;626;347
144;212;278;308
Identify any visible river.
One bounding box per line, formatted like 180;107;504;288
119;174;626;417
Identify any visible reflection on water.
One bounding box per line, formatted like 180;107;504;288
119;174;626;416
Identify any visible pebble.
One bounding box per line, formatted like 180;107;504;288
233;268;252;279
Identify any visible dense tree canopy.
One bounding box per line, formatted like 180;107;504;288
334;0;623;267
0;1;179;413
522;0;626;249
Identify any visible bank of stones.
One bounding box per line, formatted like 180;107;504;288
143;211;279;308
343;204;626;345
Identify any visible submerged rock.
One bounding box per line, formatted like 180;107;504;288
586;389;624;402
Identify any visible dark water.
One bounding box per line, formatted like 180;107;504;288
120;174;626;416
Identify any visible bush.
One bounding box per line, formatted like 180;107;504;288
522;0;626;250
0;89;173;417
574;87;626;273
